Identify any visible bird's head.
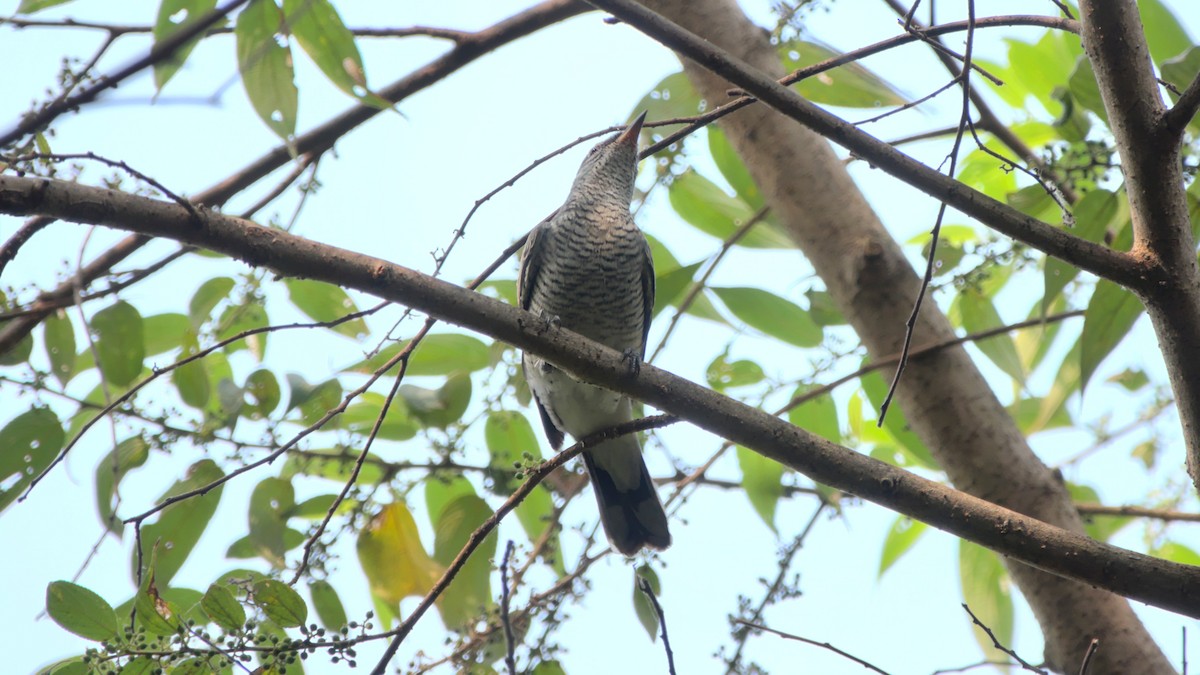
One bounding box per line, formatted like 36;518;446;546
568;111;646;205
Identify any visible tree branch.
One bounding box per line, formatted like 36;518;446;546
1077;0;1200;490
0;0;253;147
0;0;590;358
584;0;1136;286
4;172;1200;618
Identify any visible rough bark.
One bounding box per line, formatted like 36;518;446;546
632;0;1173;671
1078;0;1200;493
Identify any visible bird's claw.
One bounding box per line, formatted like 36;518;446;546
620;347;642;378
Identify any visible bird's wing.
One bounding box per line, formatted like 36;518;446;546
518;220;548;311
517;220;567;450
639;233;655;358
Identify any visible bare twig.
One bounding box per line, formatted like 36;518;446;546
638;576;677;675
962;603;1048;673
500;541;518;675
734;620;890;674
0;0;253;147
878;0;978;424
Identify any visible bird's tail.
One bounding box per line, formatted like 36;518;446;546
582;434;671;556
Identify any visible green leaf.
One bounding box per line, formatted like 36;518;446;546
957;289;1024;382
285;278;368;338
189;277;235;328
1162;48;1200;112
1080;280;1144;392
171;328;211;409
484;411;541;494
133;559;179;636
152;0;218;91
668;169;792;248
959;540;1013;661
244;368;281;418
1067;483;1131;542
288;376;341;426
878;517;927;578
1108;368;1150;391
860;367;938;469
43;311;76;384
1008;397;1072;434
1067;56;1107;125
216;300;269;359
201;582;246;631
1043;189;1120;312
737;446;784;532
342;392;419;440
93;301;145;387
1138;0;1193;64
347;333;491;376
17;0;76;13
237;0;298;140
0;407;65;512
708;127;761;207
1154;541;1200;566
653;261;701;317
227;528;304;558
513;484;564;575
430;494;496;630
631;72;703;165
132;459;224;586
291;493;340;518
632;565;662;641
531;662;567;675
282;0;386;107
712;286;822;347
779;40;906;108
94;436;151;536
706;353;765;391
282;447;385;484
805;289;845;326
252;579;308;628
143;312;191;356
309;579;348;631
0;293;33;365
45;581;118;641
248;477;295;567
401;372;472;429
787;385;840;444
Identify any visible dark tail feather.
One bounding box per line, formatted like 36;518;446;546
582;436;671;556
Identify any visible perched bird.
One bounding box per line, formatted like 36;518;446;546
518;112;671;556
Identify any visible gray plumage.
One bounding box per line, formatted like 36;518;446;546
518;112;671;556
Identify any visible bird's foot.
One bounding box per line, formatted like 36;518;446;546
620;347;642;379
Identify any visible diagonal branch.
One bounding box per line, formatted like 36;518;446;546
0;0;254;148
4;172;1200;619
1077;1;1200;489
583;0;1137;286
0;0;590;358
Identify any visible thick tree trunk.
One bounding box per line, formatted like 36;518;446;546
636;0;1173;671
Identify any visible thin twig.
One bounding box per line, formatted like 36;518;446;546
962;604;1048;673
368;415;675;674
878;0;978;424
638;576;677;675
0;0;253;147
500;541;518;675
734;620;890;674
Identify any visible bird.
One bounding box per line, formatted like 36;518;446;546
517;111;671;556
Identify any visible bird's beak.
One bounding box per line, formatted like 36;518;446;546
615;111;647;148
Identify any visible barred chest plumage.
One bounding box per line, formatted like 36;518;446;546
523;209;649;353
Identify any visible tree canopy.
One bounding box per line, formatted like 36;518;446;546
2;0;1200;673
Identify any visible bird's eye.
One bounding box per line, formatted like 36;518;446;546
587;145;602;157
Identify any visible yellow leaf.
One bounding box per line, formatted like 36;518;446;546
356;502;443;611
